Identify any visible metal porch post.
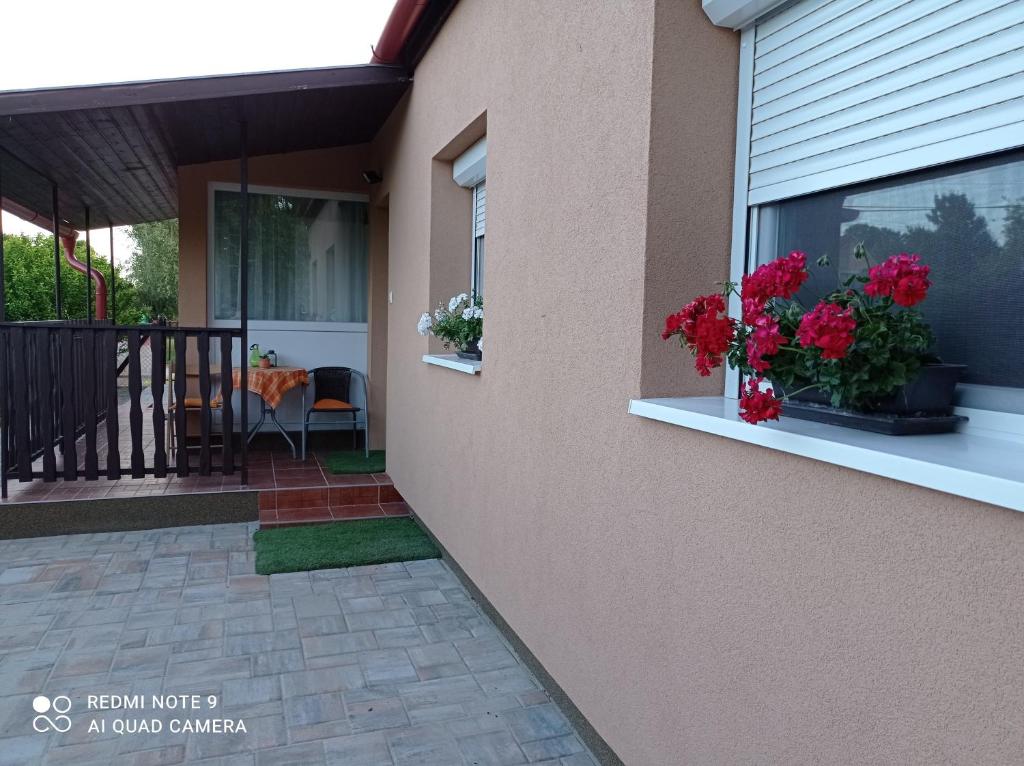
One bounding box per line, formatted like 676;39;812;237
239;120;249;486
85;207;92;322
0;156;5;323
0;157;6;499
52;185;62;318
108;221;116;322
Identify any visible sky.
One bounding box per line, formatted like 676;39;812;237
0;0;394;260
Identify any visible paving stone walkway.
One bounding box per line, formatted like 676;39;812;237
0;523;596;765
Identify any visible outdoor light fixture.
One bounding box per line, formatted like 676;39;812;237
362;170;383;184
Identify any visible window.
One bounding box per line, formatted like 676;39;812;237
753;150;1024;411
453;138;487;298
210;186;369;325
472;181;486;297
724;0;1024;416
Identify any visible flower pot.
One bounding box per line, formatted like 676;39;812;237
456;340;482;361
259;357;271;369
774;363;968;435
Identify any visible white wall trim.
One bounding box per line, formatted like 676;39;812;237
702;0;788;30
453;138;487;188
422;354;481;375
629;396;1024;513
724;25;757;400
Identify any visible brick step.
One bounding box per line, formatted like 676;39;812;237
259;501;411;529
259;481;402;511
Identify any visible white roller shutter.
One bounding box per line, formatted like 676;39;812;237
473;181;486;237
747;0;1024;205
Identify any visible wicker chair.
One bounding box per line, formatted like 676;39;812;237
302;367;369;460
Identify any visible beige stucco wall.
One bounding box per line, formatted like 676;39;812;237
177;145;387;447
373;1;1024;763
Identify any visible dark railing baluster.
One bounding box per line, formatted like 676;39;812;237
36;328;56;482
104;329;121;480
198;332;212;476
151;331;168;478
127;330;145;478
11;327;31;480
82;330;99;480
59;328;78;481
174;331;188;478
220;333;234;474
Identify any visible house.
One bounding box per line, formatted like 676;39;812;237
0;0;1022;762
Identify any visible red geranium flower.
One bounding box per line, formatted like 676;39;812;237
864;253;931;307
797;302;856;359
662;293;735;376
742;251;809;304
739;377;783;424
741;296;765;325
745;314;787;373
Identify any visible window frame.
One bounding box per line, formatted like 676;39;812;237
724;25;1024;425
452;138;487;299
206;182;370;332
471;180;485;299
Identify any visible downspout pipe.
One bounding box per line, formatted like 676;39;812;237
370;0;428;64
59;232;108;320
0;197;109;319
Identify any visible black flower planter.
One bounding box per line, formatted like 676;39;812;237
456;340;482;361
773;363;968;435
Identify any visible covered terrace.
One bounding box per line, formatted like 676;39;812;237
0;64;410;532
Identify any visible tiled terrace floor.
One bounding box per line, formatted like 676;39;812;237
3;428;408;529
0;523;596;765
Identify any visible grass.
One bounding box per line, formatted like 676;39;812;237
253;517;440;575
324;449;386;474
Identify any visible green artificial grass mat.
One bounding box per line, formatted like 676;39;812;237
324;449;386;474
254;517;440;575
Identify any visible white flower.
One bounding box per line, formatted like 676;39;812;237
448;293;469;312
461;307;475;320
473;306;483;319
416;312;433;336
434;308;446;321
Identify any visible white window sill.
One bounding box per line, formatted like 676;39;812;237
628;396;1024;513
422;354;481;375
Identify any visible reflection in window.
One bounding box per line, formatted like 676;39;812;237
213;190;369;323
756;151;1024;389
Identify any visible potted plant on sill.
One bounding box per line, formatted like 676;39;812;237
661;247;966;434
418;292;484;361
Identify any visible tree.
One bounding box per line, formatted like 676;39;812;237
2;233;142;323
127;219;179;320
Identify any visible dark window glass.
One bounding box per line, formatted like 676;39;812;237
473;234;485;299
756;151;1024;390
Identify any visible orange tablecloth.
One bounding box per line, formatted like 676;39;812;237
232;366;308;409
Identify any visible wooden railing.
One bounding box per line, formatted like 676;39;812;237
0;322;245;493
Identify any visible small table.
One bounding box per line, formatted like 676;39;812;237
233;366;309;458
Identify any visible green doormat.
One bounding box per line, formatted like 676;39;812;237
324;449;386;474
254;517;439;575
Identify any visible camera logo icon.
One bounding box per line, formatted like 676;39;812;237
32;695;72;733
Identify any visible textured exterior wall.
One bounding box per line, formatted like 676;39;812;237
176;145;388;447
373;1;1024;764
